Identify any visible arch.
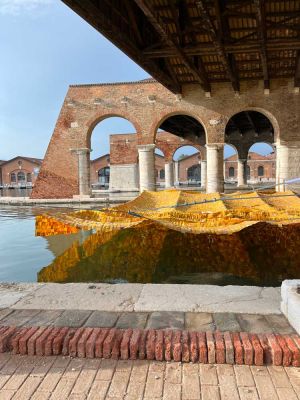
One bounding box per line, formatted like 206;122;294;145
155;147;165;157
151;111;207;143
224;143;238;159
248;142;275;155
226;107;279;143
86;113;142;146
172;145;202;161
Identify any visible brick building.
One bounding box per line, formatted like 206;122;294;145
224;152;276;183
0;156;42;188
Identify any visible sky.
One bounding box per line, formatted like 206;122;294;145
0;0;273;161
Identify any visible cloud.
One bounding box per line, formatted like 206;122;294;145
0;0;54;16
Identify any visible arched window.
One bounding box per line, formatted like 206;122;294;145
246;165;250;179
258;166;264;176
11;173;16;183
27;173;32;182
98;167;110;184
17;171;25;182
229;167;235;177
159;169;165;179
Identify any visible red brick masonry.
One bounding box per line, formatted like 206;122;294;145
0;326;299;367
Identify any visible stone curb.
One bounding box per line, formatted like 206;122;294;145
0;325;299;366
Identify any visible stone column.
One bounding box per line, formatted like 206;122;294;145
174;161;179;186
206;144;224;193
237;159;247;187
276;144;289;192
165;162;174;188
72;148;91;197
137;144;156;192
201;160;207;189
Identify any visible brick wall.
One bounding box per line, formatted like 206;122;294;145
31;78;299;198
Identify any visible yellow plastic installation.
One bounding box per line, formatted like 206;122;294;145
36;189;300;237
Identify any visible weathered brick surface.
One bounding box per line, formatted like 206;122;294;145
215;331;225;364
94;328;109;358
0;324;299;366
249;333;264;366
232;332;244;365
198;332;208;364
240;332;253;365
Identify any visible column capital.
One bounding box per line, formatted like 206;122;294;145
70;147;90;154
137;144;155;152
205;143;224;150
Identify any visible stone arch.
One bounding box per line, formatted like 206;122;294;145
151;111;208;144
86;113;142;149
172;144;202;161
226;107;279;143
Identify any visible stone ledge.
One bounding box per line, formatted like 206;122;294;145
281;279;300;335
0;325;299;366
0;283;281;314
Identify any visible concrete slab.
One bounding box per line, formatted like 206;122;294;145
53;310;92;327
12;283;143;312
84;311;119;328
146;312;184;330
116;312;148;329
0;283;41;308
134;284;281;314
280;280;300;334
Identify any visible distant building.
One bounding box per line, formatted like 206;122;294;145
0;156;42;187
224;152;276;183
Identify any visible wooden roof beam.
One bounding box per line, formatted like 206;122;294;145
133;0;211;92
245;112;260;134
253;0;270;90
196;0;240;92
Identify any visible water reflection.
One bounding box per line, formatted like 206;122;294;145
37;220;300;286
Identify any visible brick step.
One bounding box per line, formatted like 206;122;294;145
0;325;299;367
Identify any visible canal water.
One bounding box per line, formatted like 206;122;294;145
0;205;299;286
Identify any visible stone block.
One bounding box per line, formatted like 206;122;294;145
53;310;91;327
84;311;119;328
185;312;214;331
213;313;241;332
116;312;148;329
146;311;184;330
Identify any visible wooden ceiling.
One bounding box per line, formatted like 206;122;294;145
62;0;300;94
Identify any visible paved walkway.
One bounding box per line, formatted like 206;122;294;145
0;354;299;400
0;308;295;334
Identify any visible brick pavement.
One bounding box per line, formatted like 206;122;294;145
0;354;299;399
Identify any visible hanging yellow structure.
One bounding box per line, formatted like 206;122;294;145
36;190;300;237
